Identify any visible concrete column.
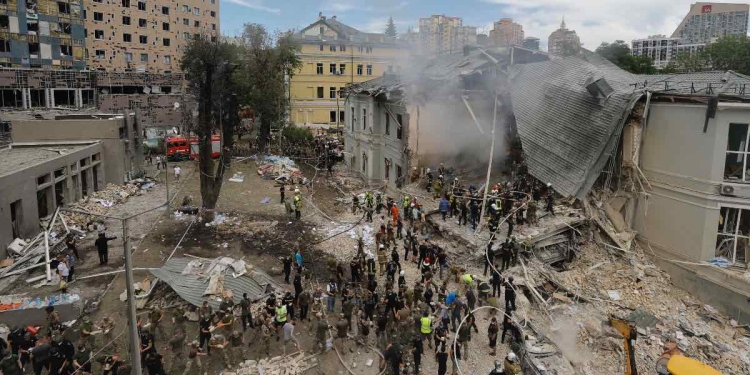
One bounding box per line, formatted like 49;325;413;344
75;89;81;108
21;88;27;109
46;89;53;109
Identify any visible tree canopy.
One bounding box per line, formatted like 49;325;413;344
385;17;397;38
595;40;656;74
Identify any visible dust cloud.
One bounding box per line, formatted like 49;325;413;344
548;317;592;366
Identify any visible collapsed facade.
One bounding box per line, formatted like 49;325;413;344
347;48;750;323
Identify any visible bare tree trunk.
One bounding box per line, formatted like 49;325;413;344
198;63;220;222
258;116;271;155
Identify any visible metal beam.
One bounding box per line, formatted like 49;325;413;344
461;96;485;135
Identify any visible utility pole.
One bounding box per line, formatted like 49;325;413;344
121;218;143;374
164;148;170;212
477;90;499;233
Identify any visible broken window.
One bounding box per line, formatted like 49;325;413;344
28;42;39;55
210;11;216;17
717;206;750;266
123;16;131;25
122;0;130;6
339;63;346;75
357;64;363;75
94;30;103;39
341;45;346;52
329;63;335;74
140;53;147;62
396;114;403;140
339;111;344;123
384;158;391;180
385;113;390;135
57;1;70;14
396;165;403;187
139;35;147;44
59;22;71;34
318;44;323;51
362;152;368;173
27;22;39;33
316;86;323;99
164;55;171;64
182;5;189;12
194;20;200;27
183;18;189;26
193;7;199;15
139;18;146;28
351;107;355;131
93;12;103;21
137;1;146;11
316;63;323;75
212;23;216;31
95;49;104;59
161;6;169;15
60;44;71;56
724;123;750;182
329;45;336;52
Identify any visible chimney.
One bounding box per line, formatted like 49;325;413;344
318;12;324;20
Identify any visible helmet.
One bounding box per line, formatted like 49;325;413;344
546;183;552;188
426;168;431;173
294;188;300;193
439;175;443;179
411;203;415;207
507;352;517;362
491;204;497;210
400;271;405;276
379;244;385;249
440;163;444;166
454;177;458;181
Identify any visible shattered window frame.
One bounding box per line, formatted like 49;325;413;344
717;205;750;266
724;123;750;183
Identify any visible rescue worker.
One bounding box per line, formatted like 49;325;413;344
478;279;491;305
420;311;433;349
275;301;288;339
433;176;443;199
527;199;538;225
504;276;517;312
352;194;360;214
377;244;387;276
376;193;384;214
183;341;205;375
209;334;231;369
294;189;302;220
504;352;521;375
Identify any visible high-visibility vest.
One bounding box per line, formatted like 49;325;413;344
420;317;432;334
276;305;287;323
462;274;473;285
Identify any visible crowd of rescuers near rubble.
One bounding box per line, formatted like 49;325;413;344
0;149;557;375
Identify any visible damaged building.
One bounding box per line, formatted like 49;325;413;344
348;47;750;323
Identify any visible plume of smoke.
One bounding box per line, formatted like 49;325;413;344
548;317;592;366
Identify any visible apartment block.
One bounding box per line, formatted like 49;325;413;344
289;13;406;127
84;0;219;72
672;2;749;44
547;18;580;56
522;37;540;51
631;35;706;69
489;18;524;47
0;0;86;69
418;15;476;55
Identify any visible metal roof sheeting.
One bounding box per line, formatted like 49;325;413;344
510;54;643;198
150;257;280;309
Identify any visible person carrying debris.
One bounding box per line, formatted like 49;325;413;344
182;341;205;375
209;334;231;368
95;232;117;266
78;315;95;349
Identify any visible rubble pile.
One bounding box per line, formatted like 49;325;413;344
525;241;750;375
224;352;318;375
61;179;157;227
204;213;279;237
257;155;303;181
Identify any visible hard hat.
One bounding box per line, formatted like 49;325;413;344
546;183;552;187
400;271;405;276
507;352;517;362
454;177;458;181
439;175;443;178
426;168;431;172
379;244;385;249
294;188;300;193
411;203;415;207
440;163;444;166
491;204;497;210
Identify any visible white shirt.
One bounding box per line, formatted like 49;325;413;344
57;262;69;277
174;167;181;176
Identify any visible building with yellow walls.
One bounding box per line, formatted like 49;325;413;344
289;13;406;128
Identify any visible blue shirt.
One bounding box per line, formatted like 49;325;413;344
439;199;449;212
446;292;457;305
295;252;302;267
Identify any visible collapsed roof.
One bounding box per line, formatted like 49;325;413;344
510;51;750;198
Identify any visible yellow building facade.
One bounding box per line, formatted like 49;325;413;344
290;13;405;127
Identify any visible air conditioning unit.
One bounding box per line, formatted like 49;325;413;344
720;184;735;196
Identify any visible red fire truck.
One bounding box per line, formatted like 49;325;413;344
166;135;221;160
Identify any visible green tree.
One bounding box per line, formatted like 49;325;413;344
235;24;302;154
702;35;750;75
596;40;656;74
385;17;397;38
181;36;241;220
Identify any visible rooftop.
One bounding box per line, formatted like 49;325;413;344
0;142;98;178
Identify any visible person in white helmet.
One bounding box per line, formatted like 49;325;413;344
504;351;521;374
397;270;406;288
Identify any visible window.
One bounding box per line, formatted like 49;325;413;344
122;16;131;25
57;2;70;14
330;45;336;52
339;87;345;98
385;113;390;135
121;0;130;6
94;30;104;39
194;20;200;27
339;63;345;75
358;46;363;53
210;11;216;17
138;1;146;11
95;49;105;59
164;55;171;64
140;53;148;62
319;44;324;51
125;52;133;62
139;18;147;28
193;7;199;15
60;44;71;56
396;114;403;140
367;64;372;75
183;32;190;40
183;18;189;26
357;64;363;75
212;24;216;30
163;38;170;46
316;86;324;99
0;16;7;28
139;35;147;44
329;63;336;74
319;26;324;35
396;165;403;187
123;33;132;42
725;123;750;182
351;107;355;131
162;22;169;31
366;46;373;53
362;152;368;173
316;63;323;75
341;45;346;52
384;159;391;180
0;39;9;52
716;206;750;265
93;0;102;2
93;12;103;21
339;111;344;123
330;111;336;123
58;22;71;34
363;108;367;129
182;5;189;12
329;87;336;99
161;6;169;15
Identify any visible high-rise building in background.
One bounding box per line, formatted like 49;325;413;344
489;18;524;46
84;0;220;72
671;2;748;44
417;15;476;55
288;13;406;127
631;35;707;69
523;37;540;51
0;0;86;69
548;18;580;56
